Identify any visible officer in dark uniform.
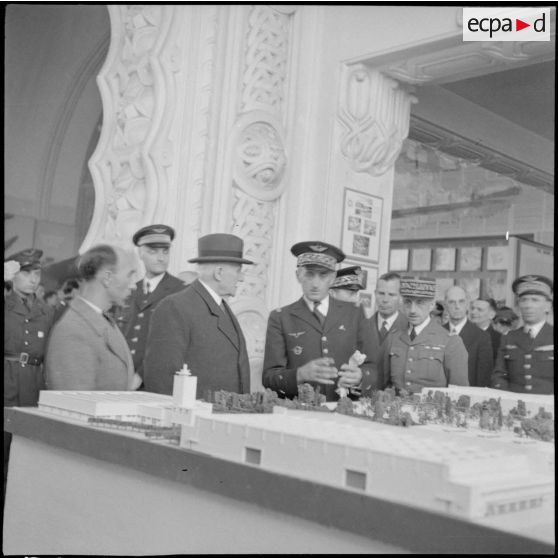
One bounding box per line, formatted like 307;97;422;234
4;249;55;483
262;241;379;401
492;275;553;395
115;224;186;383
329;265;365;304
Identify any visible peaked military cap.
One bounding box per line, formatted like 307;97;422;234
5;248;43;270
400;276;436;299
291;241;345;271
188;233;254;264
133;224;175;247
331;265;364;290
512;275;553;301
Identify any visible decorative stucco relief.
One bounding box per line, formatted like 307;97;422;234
84;5;177;251
338;65;416;177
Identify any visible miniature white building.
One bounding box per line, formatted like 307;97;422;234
173;364;197;408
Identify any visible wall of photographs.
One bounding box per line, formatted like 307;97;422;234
388;236;553;307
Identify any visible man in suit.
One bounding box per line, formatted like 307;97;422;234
45;244;141;391
444;286;493;387
469;297;501;364
262;241;380;401
116;224;186;382
384;276;468;394
143;233;252;398
492;275;553;394
370;272;408;364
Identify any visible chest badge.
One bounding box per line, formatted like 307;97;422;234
339;324;346;331
293;346;303;356
37;331;44;338
288;331;305;338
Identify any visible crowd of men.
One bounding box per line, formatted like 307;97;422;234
3;227;554;490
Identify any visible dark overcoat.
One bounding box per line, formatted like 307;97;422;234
384;319;469;394
491;322;553;395
443;320;493;387
262;296;381;401
116;272;186;378
143;279;250;397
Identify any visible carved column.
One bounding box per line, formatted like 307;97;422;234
228;6;293;390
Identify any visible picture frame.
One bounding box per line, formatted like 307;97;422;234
433;247;456;271
341;188;383;263
459;246;482;271
486;245;508;271
411;248;431;271
389;248;409;272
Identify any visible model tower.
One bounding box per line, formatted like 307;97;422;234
173;364;197;408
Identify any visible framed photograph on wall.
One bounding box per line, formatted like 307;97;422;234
433;247;456;271
389;248;409;271
486;245;508;270
411;248;431;271
459;246;482;271
341;188;383;263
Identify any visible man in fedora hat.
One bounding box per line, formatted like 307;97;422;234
4;249;56;486
379;276;468;394
115;224;186;384
492;274;553;394
262;241;380;402
144;233;252;397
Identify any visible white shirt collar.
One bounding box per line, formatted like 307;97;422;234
199;279;223;307
144;272;165;293
449;317;467;335
410;316;431;336
303;295;329;316
377;311;399;331
524;320;546;338
78;295;103;315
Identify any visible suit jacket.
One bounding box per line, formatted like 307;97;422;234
116;272;186;378
369;310;408;363
444;320;493;387
45;297;135;391
385;319;469;393
486;324;502;364
492;322;553;395
262;296;381;401
143;279;250;397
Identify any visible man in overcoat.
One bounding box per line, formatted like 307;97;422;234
143;234;252;397
469;297;502;364
492;275;553;394
116;224;186;382
383;276;469;394
262;241;380;401
45;244;141;391
444;286;493;387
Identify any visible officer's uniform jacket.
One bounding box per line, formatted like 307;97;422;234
262;296;381;401
491;322;553;395
4;291;55;406
384;318;469;394
116;272;186;378
143;279;250;397
443;320;493;387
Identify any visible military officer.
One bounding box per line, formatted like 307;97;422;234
329;265;365;304
4;249;55;483
262;241;380;401
383;276;468;394
492;275;553;395
116;224;186;383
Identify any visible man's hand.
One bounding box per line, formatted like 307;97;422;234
297;357;338;385
337;363;362;388
4;260;20;282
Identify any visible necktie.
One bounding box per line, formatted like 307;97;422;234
103;312;115;327
145;282;151;295
450;327;458;336
313;301;325;326
409;327;416;341
379;320;389;342
526;328;535;339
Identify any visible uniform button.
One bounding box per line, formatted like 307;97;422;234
406;382;411;386
131;337;138;343
523;364;531;369
524;375;532;380
279;375;283;380
25;319;29;323
409;347;414;350
134;325;141;330
24;341;29;346
408;358;413;362
525;354;532;359
525;385;533;391
130;349;136;355
25;330;29;334
323;348;329;354
138;313;144;318
321;336;327;341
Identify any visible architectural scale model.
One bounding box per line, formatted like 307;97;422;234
37;372;555;521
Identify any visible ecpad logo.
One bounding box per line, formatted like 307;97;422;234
463;8;550;41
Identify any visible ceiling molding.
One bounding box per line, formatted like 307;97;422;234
408;116;554;194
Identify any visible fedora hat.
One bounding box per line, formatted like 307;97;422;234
188;233;254;265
